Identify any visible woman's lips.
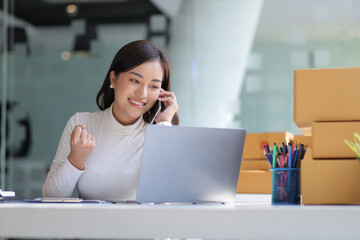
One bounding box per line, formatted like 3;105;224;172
129;98;145;108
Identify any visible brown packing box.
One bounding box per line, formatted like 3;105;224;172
312;122;360;159
301;149;360;204
243;132;294;159
294;67;360;136
293;135;312;149
236;170;271;194
240;159;271;171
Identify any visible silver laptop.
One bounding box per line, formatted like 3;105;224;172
135;125;246;204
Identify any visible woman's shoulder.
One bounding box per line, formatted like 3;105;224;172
67;109;104;127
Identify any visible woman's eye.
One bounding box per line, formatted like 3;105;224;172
130;79;140;83
150;85;160;89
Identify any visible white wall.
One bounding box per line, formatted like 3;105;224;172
169;0;263;128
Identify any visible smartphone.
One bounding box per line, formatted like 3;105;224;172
150;101;161;124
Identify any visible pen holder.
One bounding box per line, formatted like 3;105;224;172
270;168;300;205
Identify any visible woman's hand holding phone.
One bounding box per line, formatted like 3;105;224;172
68;125;96;170
155;89;178;123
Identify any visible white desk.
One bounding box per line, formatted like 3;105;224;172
1;196;360;240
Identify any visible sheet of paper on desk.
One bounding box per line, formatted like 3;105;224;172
0;189;16;197
41;198;83;202
23;198;106;203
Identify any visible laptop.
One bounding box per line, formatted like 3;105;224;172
134;125;246;204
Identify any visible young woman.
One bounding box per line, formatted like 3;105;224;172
42;40;179;201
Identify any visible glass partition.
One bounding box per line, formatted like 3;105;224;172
241;0;360;133
1;0;263;198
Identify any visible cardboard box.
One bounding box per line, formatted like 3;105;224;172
240;159;271;171
294;67;360;135
293;135;312;149
301;150;360;204
243;132;294;159
236;170;271;194
312;122;360;159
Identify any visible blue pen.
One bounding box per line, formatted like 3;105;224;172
263;145;272;165
263;149;272;165
292;147;299;168
288;144;292;168
296;145;304;168
266;153;272;165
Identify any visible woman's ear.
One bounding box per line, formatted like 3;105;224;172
110;71;116;86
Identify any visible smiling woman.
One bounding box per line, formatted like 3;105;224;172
42;40;179;201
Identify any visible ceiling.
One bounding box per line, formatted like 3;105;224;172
0;0;174;51
6;0;360;43
0;0;163;26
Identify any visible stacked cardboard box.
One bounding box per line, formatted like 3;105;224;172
294;67;360;204
237;132;294;194
293;135;312;149
302;149;360;204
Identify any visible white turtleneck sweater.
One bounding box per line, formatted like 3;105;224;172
42;104;170;201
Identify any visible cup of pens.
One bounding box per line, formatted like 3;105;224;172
263;142;306;205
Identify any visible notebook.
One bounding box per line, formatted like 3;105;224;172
134;125;246;204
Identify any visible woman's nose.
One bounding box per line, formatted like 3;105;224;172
135;86;147;98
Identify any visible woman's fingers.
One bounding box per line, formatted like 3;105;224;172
154;89;178;123
158;96;176;106
80;128;88;141
159;89;177;106
71;125;95;147
72;125;83;139
159;90;177;101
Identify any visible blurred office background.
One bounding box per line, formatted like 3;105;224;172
1;0;360;198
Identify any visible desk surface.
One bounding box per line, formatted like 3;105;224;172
1;195;360;240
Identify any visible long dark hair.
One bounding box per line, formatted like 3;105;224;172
96;40;179;125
